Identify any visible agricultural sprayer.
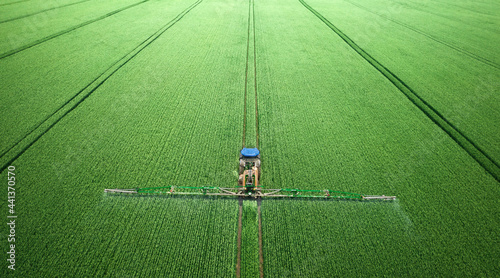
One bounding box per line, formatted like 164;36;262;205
105;148;396;201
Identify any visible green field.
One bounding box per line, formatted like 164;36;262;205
1;0;499;276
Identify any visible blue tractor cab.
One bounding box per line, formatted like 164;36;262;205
240;148;260;158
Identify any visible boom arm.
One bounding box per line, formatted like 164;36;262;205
104;186;396;200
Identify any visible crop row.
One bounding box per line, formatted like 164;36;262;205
306;0;500;164
0;0;143;58
256;0;499;276
262;199;427;276
343;0;500;65
240;200;259;277
15;195;238;277
0;0;195;161
299;0;500;181
0;0;498;276
1;0;249;276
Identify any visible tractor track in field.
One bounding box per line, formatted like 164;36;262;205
0;0;31;7
238;0;262;276
0;0;92;24
401;0;497;29
241;0;250;148
0;0;203;173
254;0;263;273
0;0;150;60
299;0;500;182
252;0;259;149
431;1;497;17
345;0;500;70
236;197;243;278
242;0;259;149
0;0;30;7
257;197;264;278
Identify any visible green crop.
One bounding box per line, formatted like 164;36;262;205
0;0;200;165
0;0;499;276
241;201;259;277
257;0;499;276
305;0;500;165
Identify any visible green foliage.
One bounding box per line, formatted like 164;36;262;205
0;0;198;158
257;0;500;276
262;199;423;277
10;193;238;277
241;201;259;277
1;0;248;276
306;0;500;164
0;0;499;276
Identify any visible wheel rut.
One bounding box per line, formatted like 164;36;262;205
252;0;259;149
345;0;500;70
242;0;259;149
298;0;500;182
238;0;263;275
0;0;93;24
258;197;264;278
0;0;150;60
236;197;243;278
0;0;32;7
0;0;204;173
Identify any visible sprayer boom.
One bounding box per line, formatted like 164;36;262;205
104;186;395;200
104;148;396;200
